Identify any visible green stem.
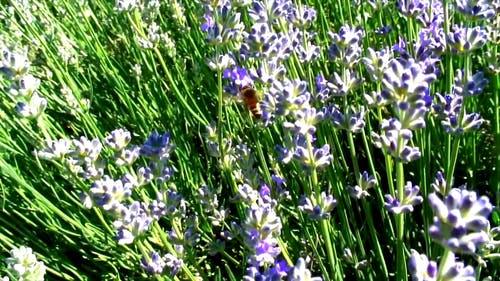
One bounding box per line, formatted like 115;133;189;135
395;159;406;281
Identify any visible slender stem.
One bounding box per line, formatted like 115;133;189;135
395;160;407;281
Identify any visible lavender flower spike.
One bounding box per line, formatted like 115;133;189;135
428;187;493;254
408;249;437;281
384;181;423;214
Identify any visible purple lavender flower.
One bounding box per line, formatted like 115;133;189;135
431;171;447;195
328;105;366;133
290;27;321;63
326;68;362;96
453;69;488;97
0;48;30;79
8;74;40;97
89;175;132;211
15;93;47;119
223;67;254;90
455;0;496;20
397;0;429;18
384;181;423;214
428;187;493;254
248;0;291;25
287;257;322;281
249;59;286;84
347;171;377;199
105;128;131;151
381;58;436;104
362;47;394;83
163;253;183;278
244;259;290;281
202;5;244;46
114;201;154;245
328;25;364;68
271;78;311;118
292;136;333;170
35;139;72;160
114;145;141;166
441;111;485;134
409;250;476;280
448;25;488;54
372;118;421;162
283;107;324;135
141;251;166;274
408;249;438;281
417;0;444;27
140;131;175;162
288;4;316;28
298;191;337;219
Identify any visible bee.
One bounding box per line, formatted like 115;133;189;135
239;85;262;119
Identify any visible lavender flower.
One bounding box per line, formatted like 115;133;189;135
105;128;132;151
431;171;447;196
0;48;30;79
140;131;175;162
271;78;311;118
384;181;423;214
114;145;141;166
441;110;485;134
89;175;132;211
283;107;324;135
290;27;321;63
290;135;333;171
408;249;437;281
417;0;444;27
141;251;166;275
447;25;488;54
35;139;72;160
201;5;243;46
455;0;496;20
223;66;254;89
163;253;183;278
362;47;393;83
347;171;377;199
372;118;421;162
453;69;488;97
381;58;436;104
4;246;46;281
8;74;40;97
114;201;154;245
287;257;322;281
326;68;362;96
248;0;291;25
298;191;337;219
242;185;282;268
15;93;47;119
244;259;289;281
409;250;475;281
397;0;428;18
328;25;364;68
288;4;316;28
428;187;493;254
328;105;366;133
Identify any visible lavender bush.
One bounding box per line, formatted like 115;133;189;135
0;0;498;280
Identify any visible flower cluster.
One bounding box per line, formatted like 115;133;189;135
298;191;337;219
432;69;487;135
36;129;188;277
0;47;47;119
428;186;493;254
384;181;423;214
3;246;46;281
114;0;177;56
346;171;377;199
408;249;475;281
